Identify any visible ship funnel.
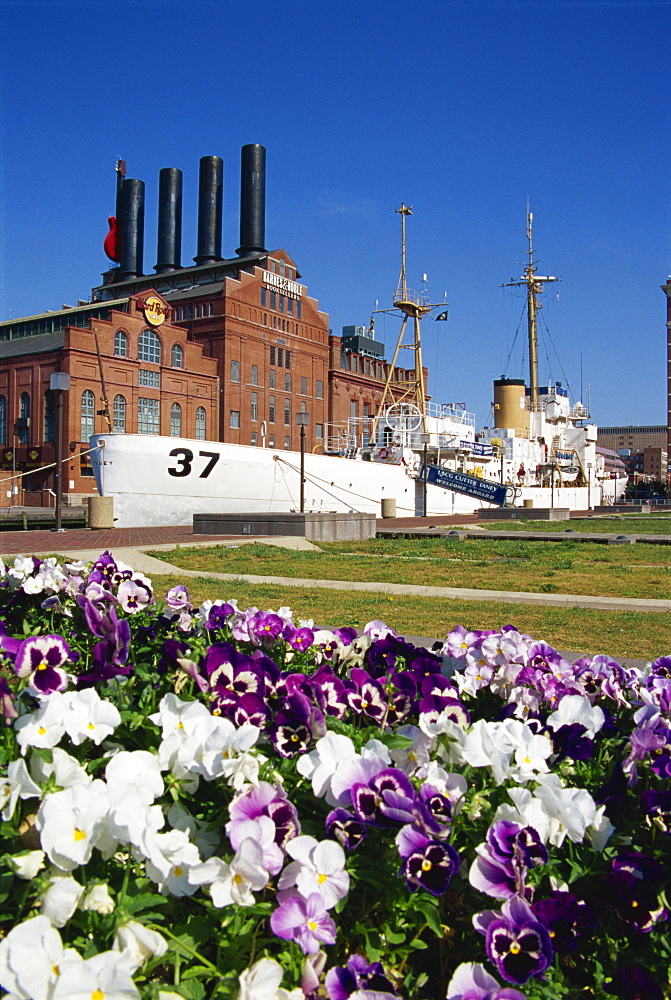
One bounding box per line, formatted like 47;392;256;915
493;378;530;438
194;155;223;265
237;143;266;256
155;167;183;273
118;178;145;280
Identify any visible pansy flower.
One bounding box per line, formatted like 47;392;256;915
475;895;553;985
14;634;75;694
397;825;460;896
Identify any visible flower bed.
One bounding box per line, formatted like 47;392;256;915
0;550;668;1000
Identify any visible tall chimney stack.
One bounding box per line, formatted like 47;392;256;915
118;178;145;280
237;143;266;256
155;167;183;273
194;155;223;265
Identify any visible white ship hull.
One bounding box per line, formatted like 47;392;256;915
90;433;625;528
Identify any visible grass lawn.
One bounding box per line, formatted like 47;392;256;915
480;514;671;533
146;536;671;599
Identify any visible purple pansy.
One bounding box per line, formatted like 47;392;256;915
532;890;597;954
475;895;553;985
397;825;460;896
14;634;75;694
325;954;398;1000
445;962;527;1000
270;890;337;953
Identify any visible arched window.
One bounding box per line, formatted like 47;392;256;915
170;402;182;437
171;343;184;368
81;390;95;441
113;395;127;433
114;330;128;357
0;396;6;445
195;406;206;440
138;328;161;364
18;393;30;444
43;389;55;442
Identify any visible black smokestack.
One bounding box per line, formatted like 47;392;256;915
194;155;223;265
155;167;183;273
118;178;145;280
237;143;266;256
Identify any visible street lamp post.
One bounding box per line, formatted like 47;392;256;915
50;372;70;532
295;411;309;513
419;432;430;517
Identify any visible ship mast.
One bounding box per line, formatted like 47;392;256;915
371;204;443;438
503;207;558;408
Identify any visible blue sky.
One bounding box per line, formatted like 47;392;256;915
1;0;670;429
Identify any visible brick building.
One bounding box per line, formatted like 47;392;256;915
0;145;419;507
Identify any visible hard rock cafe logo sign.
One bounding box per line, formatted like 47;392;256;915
137;296;169;326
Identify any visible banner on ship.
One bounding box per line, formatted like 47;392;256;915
419;464;513;507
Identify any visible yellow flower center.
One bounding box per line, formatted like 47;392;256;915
318;873;328;884
173;866;183;877
74;828;86;842
509;942;521;955
88;723;96;730
38;726;47;736
92;990;105;1000
233;873;243;885
37;660;49;671
307;920;317;931
421;860;432;872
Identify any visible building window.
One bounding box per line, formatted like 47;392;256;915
269;346;276;365
230;359;240;382
297;301;302;318
81;390;95;441
251;431;258;446
363;403;370;417
138;397;160;435
270;291;276;310
139;369;161;388
279;295;285;313
285;350;291;369
350;400;357;418
230;410;240;429
285;373;291;392
138;329;161;364
114;330;128;357
113;394;126;433
300;376;307;395
316;423;323;439
251;392;258;422
18;393;30;444
251;365;258;385
287;298;294;315
316;380;323;399
43;390;55;443
261;288;267;307
269;395;276;423
171;343;184;368
268;433;275;447
269;369;276;388
278;348;284;367
170;402;182;437
300;400;307;414
0;395;6;445
284;399;290;425
195;406;206;440
279;259;285;276
284;436;290;450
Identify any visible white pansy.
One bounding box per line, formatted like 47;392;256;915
0;915;76;1000
8;849;46;879
167;802;219;859
14;693;70;754
40;875;84;928
0;758;41;821
189;838;269;907
296;732;357;804
81;882;116;915
37;780;110;871
113;920;168;973
143;827;202;896
533;773;598;846
62;688;121;745
389;724;434;774
278;835;349;909
237;957;304;1000
51;949;140;1000
30;747;91;790
105;750;164;804
587;805;615;852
